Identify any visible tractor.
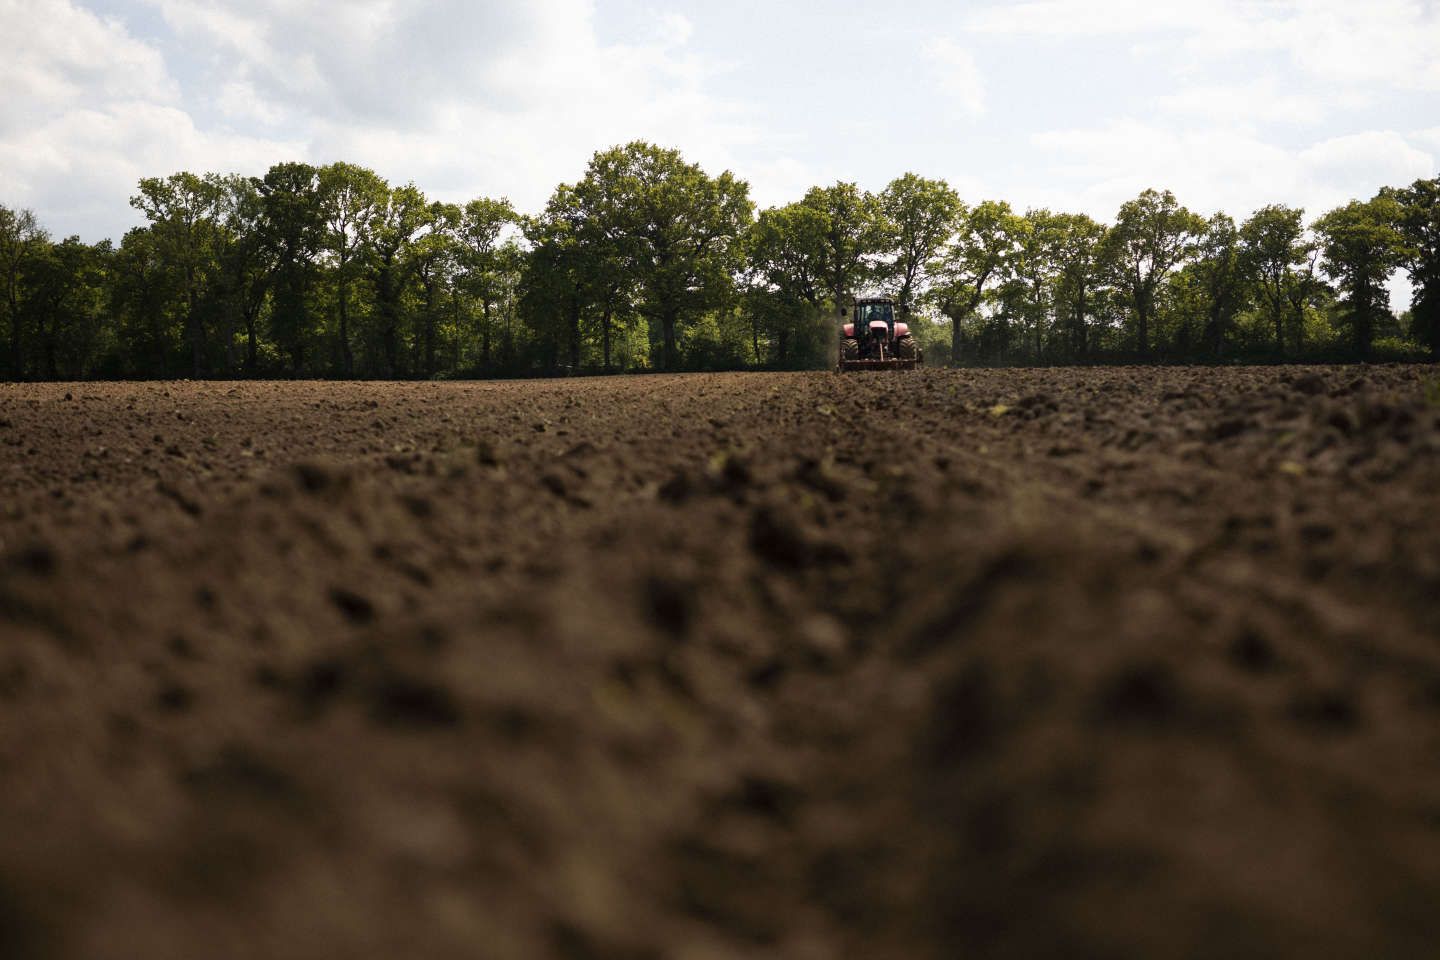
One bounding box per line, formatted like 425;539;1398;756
838;296;921;372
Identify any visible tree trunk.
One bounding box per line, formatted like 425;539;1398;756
481;298;492;371
8;305;22;380
338;272;353;378
423;281;437;378
245;309;258;377
187;286;202;378
601;304;612;372
1354;281;1376;360
1290;290;1306;356
568;289;581;372
950;305;963;365
1136;300;1150;358
43;310;57;380
661;308;679;370
378;259;398;379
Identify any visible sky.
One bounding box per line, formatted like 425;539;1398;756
3;0;1438;263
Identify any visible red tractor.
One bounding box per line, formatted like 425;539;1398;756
838;297;921;372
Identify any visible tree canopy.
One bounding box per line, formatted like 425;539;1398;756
2;145;1435;381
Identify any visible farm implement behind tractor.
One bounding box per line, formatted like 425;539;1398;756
837;296;922;372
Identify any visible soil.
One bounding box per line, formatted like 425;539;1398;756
2;365;1439;959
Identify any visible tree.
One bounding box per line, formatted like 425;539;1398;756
1104;189;1204;357
798;182;883;313
930;200;1024;363
1009;210;1070;361
570;142;752;369
365;183;432;378
1314;195;1408;358
1282;243;1325;355
215;176;272;376
1192;213;1252;357
0;206;48;380
254;162;326;374
745;202;830;366
522;186;603;372
1050;213;1108;359
111;226;182;376
1239;204;1308;356
491;241;528;370
1388;177;1440;358
26;236;110;379
412;202;461;378
748;202;826;310
877;174;963;319
319;162;387;376
457;197;518;371
131;173;228;377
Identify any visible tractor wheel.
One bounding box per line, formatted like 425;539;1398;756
897;335;917;360
840;338;860;361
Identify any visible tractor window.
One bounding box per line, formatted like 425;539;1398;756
863;303;893;325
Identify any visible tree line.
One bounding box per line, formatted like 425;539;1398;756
2;141;1437;381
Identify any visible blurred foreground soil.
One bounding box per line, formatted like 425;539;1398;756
2;366;1440;958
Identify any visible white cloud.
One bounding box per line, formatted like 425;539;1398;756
921;38;986;118
1406;126;1440;154
964;0;1440;91
1298;132;1435;196
0;0;175;135
1024;120;1434;222
1;0;758;239
1178;0;1440;93
0;0;300;238
965;0;1212;36
136;0;757;206
0;100;304;237
1154;78;1359;127
656;12;694;47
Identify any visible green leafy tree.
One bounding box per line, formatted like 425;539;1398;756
523;185;602;371
491;241;528;370
216;176;272;375
130;172;228;376
877;174;963;319
412;202;462;378
319;162;387;376
110;227;182;376
745;201;829;365
566;142;752;369
254;162;326;374
798;182;883;313
26;236;111;378
1050;212;1108;359
1010;210;1070;361
458;197;518;371
1239;204;1309;356
1314;195;1408;358
748;202;826;310
0;206;48;379
1387;177;1440;358
1191;213;1252;357
1104;189;1205;357
930;200;1024;364
364;183;432;377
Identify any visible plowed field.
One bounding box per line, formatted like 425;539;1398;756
2;366;1439;958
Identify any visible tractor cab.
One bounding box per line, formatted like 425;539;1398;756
855;300;894;344
838;296;920;371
